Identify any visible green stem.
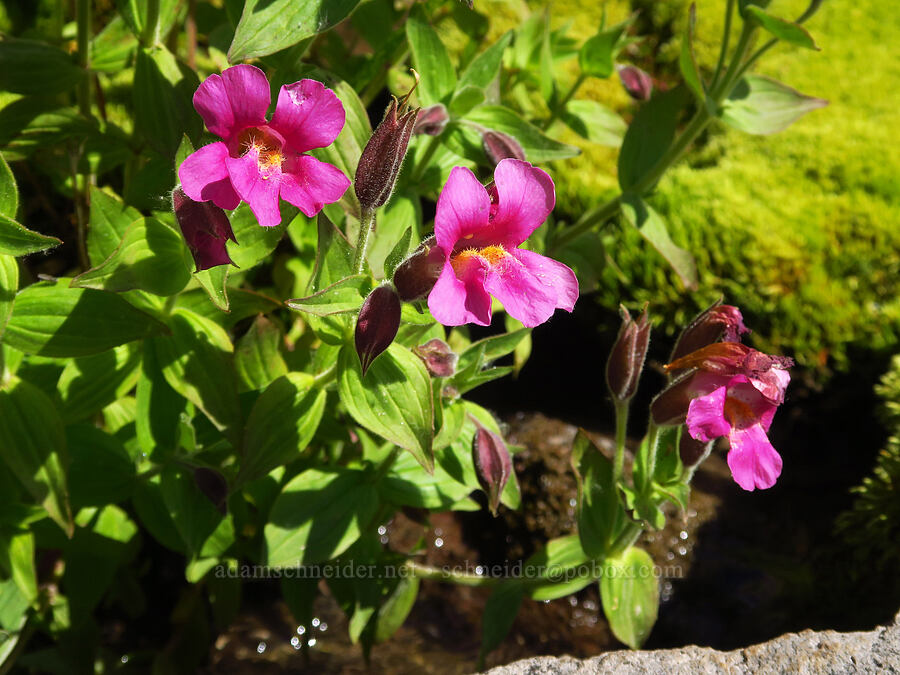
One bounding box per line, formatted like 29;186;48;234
352;207;377;274
613;399;628;486
373;447;401;481
142;0;161;46
542;72;586;131
312;362;338;388
548;195;620;253
410;134;442;185
402;560;499;587
76;0;91;118
609;521;643;557
709;0;736;92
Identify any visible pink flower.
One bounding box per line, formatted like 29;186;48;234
662;343;793;491
427;159;578;328
178;64;350;228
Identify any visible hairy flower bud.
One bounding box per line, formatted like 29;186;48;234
193;467;228;515
679;433;712;469
413;338;458;377
472;426;512;516
172;186;237;271
414;103;449;136
606;305;651;403
355;285;402;375
354;95;420;210
482;130;526;166
669;301;749;368
617;65;653;101
392;235;444;302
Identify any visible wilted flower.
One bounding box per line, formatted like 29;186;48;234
617;64;653;101
178;65;350;228
413;339;458;377
482;130;526;166
472;425;512;515
652;342;794;491
606;305;651;403
427;159;578;327
669;301;749;365
355;285;402;375
172;186;237;271
193;467;228;515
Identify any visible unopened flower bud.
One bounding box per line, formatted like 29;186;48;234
193;467;228;515
606;305;651;403
669;301;749;368
617;65;653;101
413;339;458;377
172;186;237;271
482;130;526;166
679;433;711;469
472;426;512;516
650;371;695;427
413;104;449;136
355;285;402;375
392;235;444;302
354;92;420;210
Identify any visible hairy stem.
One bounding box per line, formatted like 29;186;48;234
402;560;499;587
352;207;377;274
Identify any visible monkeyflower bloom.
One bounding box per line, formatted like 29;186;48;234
427;159;578;328
655;342;794;491
178;65;350;228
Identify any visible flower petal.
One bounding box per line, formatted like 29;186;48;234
510;248;578;312
193;64;270;143
434;166;491;253
270;79;346;153
428;257;492;326
225;151;282;228
279;154;350;217
727;423;783;490
178;142;240;210
483;159;555;248
483;252;558;328
686;386;731;442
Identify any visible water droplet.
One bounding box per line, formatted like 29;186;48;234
434;537;444;548
291;636;301;649
677;545;687;556
679;530;689;540
435;528;443;536
666;551;675;561
121;656;129;664
475;566;485;576
319;622;328;632
568;596;578;607
569;498;577;507
377;525;387;535
311;617;320;628
380;535;389;544
256;642;266;654
308;638;318;648
296;625;306;635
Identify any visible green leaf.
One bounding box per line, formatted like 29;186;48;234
620;194;697;290
448;85;486;118
136;341;187;461
0;530;36;603
721;74;827;135
0;101;94;162
571;431;623;558
378;449;472;509
264;468;377;567
0;255;16;341
90;15;138;73
0;213;61;256
578;18;631;79
374;574;419;643
240;373;327;484
382;227;413;281
228;0;362;62
286;274;371;317
406;15;457;105
87;186;142;267
132;476;186;553
618;87;688;192
458;31;513;91
478;581;524;667
67;425;136;509
0;39;85;95
745;6;820;50
370;194;419;281
561;100;625;146
194;266;230;312
0;153;18;219
160;465;224;559
228;203;288;270
0;375;72;535
524;535;593;600
4;281;166;357
234;315;288;393
304;214;357;344
133;45;201;157
338;343;434;472
58;343;142;423
454;106;580;162
154;309;240;433
72;217;192;296
117;0;181;44
600;547;659;649
679;4;706;103
457;328;530;372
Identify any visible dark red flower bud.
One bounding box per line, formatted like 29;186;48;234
413;103;449;136
606;305;651;403
472;426;512;516
679;433;711;468
354;95;420;211
482;130;526;166
193;467;228;515
172;186;237;272
413;338;458;377
650;370;695;427
617;65;653;101
355;285;402;375
669;301;750;368
392;235;444;302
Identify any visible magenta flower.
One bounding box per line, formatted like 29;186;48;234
427;159;578;328
178;64;350;228
663;343;793;491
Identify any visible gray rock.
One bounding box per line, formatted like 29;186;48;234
484;610;900;675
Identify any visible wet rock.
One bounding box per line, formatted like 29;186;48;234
482;609;900;674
